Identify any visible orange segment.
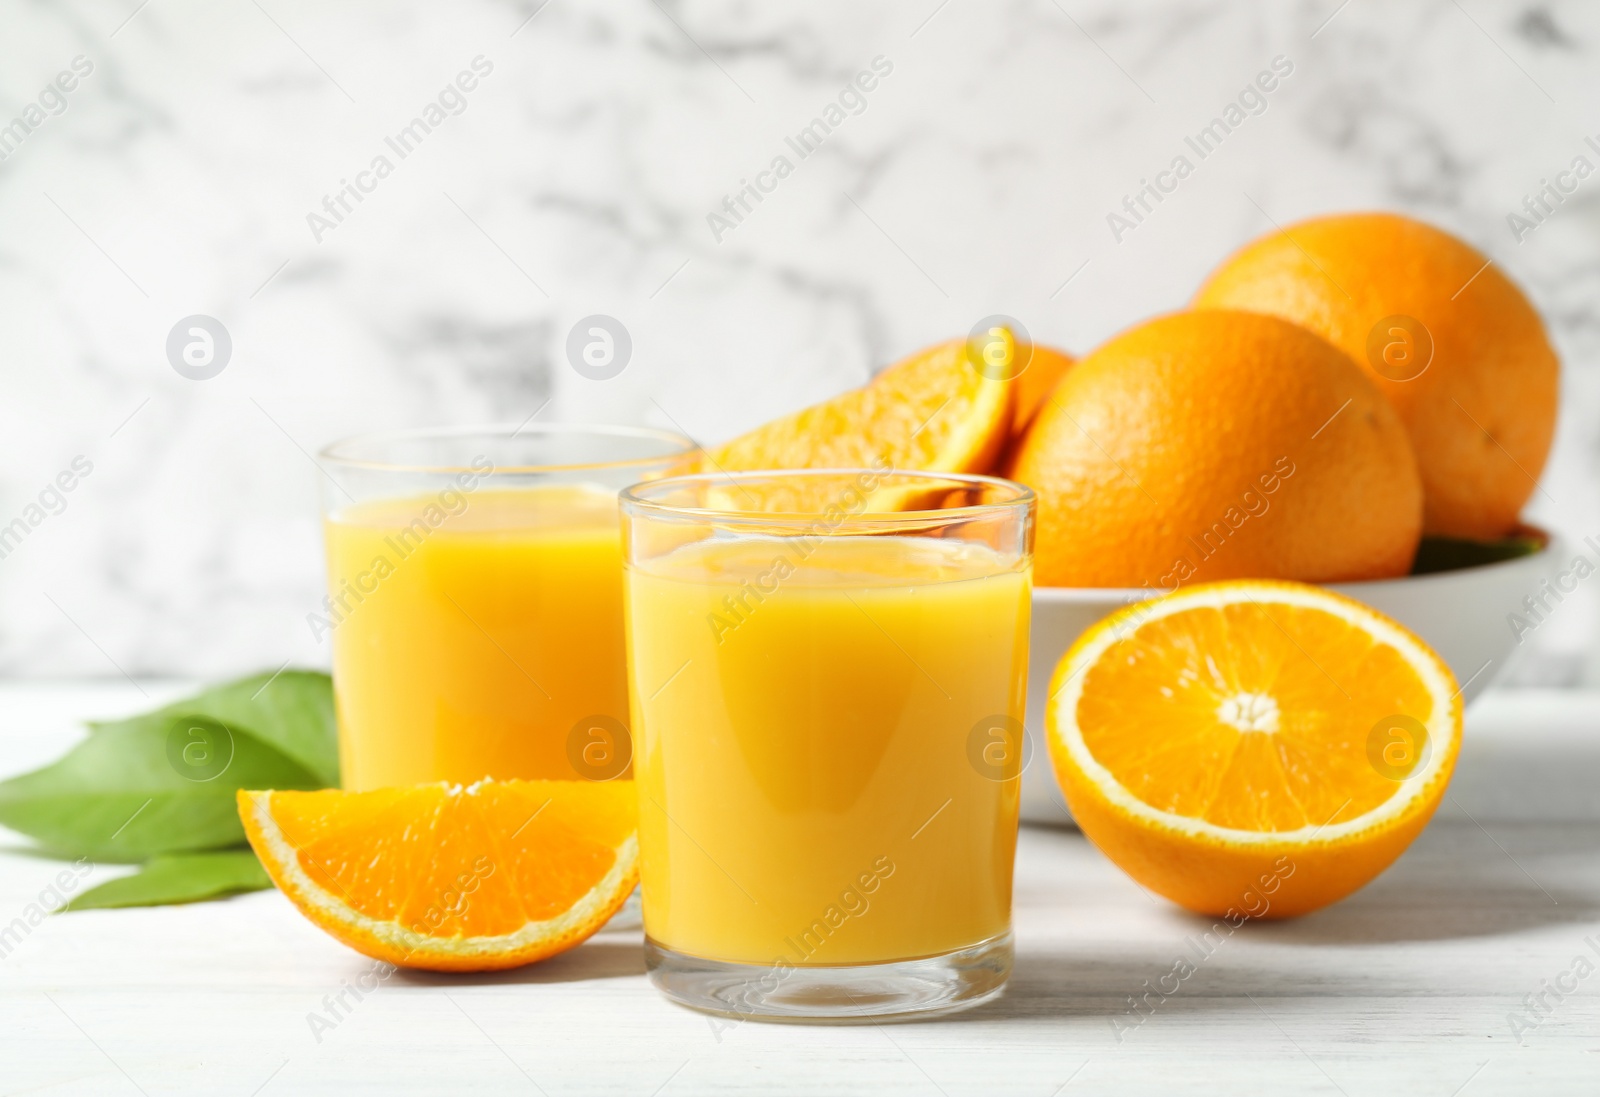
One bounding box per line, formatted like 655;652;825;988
238;780;638;971
1048;581;1461;918
707;335;1015;489
1079;600;1432;829
1010;343;1074;436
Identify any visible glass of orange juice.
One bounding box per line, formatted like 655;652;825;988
620;468;1034;1021
318;425;694;791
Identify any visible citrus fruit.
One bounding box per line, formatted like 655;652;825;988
707;333;1015;481
1007;310;1422;588
1193;211;1559;539
238;780;638;971
997;341;1074;484
1047;580;1462;918
1011;343;1075;437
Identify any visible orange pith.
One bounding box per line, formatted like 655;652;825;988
238;780;638;971
1049;581;1461;918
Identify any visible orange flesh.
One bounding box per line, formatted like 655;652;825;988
264;781;637;938
1075;602;1435;832
709;338;1012;476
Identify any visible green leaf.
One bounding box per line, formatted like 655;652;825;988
0;713;323;862
1410;534;1544;576
88;670;339;788
64;850;272;910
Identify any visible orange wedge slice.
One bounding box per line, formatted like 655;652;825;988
1010;343;1074;437
707;333;1016;483
1047;581;1461;918
238;780;638;971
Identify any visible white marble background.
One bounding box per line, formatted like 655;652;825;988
0;0;1596;682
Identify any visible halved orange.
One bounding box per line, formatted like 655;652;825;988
1047;581;1461;918
238;780;638;971
707;332;1016;483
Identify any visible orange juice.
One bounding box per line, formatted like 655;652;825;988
625;535;1030;966
326;484;630;790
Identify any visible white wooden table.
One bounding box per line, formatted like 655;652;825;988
3;684;1598;1095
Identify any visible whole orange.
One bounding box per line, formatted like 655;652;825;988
1007;310;1422;589
1192;212;1558;539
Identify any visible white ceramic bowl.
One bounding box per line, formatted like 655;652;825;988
1020;530;1561;824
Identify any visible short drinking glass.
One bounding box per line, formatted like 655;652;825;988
320;424;694;790
621;469;1034;1020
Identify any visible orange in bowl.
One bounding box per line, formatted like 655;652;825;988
1193;211;1559;539
1007;310;1423;588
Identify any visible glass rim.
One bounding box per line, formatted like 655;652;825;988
620;468;1035;526
318;423;696;475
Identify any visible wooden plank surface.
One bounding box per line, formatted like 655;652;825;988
2;685;1598;1095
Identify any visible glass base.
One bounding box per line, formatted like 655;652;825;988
645;931;1012;1023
